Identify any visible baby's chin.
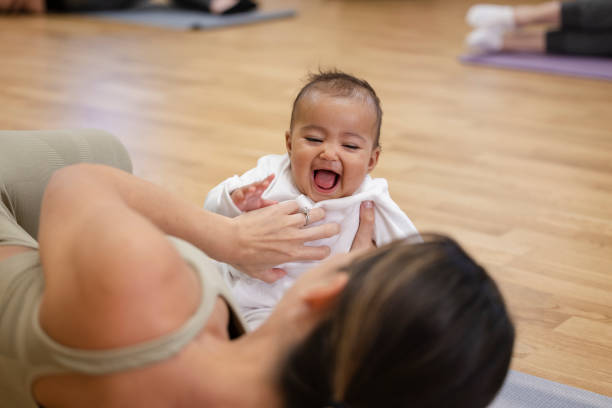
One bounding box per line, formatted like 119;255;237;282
303;187;355;203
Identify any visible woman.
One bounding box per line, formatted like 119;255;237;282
0;129;514;408
466;1;612;57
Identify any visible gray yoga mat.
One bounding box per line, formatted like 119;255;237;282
460;52;612;81
81;4;296;30
489;370;612;407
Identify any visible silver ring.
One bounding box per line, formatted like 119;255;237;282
301;207;310;226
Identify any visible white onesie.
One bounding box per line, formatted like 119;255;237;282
204;154;418;329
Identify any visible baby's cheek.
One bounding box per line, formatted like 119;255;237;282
342;173;357;193
346;166;368;191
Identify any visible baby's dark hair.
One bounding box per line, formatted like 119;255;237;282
289;69;383;147
279;234;515;408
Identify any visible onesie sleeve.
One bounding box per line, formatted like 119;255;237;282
203;154;284;217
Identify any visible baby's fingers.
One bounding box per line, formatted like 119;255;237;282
232;188;245;203
254;174;275;191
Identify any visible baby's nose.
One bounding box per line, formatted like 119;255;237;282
319;144;339;160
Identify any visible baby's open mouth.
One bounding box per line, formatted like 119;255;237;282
313;169;340;192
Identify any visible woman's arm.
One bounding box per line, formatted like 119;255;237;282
36;163;339;348
40;163;338;277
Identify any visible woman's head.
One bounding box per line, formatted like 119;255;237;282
279;234;514;408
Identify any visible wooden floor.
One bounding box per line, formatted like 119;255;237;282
1;0;611;397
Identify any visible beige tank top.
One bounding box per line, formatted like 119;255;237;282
0;236;246;408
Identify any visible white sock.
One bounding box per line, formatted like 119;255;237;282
465;28;505;52
466;4;515;30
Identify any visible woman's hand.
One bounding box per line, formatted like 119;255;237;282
351;201;377;251
228;200;340;283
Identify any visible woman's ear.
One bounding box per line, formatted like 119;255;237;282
302;273;349;313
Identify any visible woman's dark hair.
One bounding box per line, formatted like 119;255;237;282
279;234;515;408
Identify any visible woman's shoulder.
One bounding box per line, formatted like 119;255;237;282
167;236;248;336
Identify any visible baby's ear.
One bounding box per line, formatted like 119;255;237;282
285;131;292;154
302;273;349;313
367;146;381;172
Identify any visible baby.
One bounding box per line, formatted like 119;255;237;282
205;70;418;329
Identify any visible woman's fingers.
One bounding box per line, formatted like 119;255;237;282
304;207;325;224
288;212;308;227
253;200;335;235
229;199;342;278
291;244;331;262
299;222;340;241
284;206;327;227
351;201;376;251
274;199;300;214
255;268;287;284
260;199;278;208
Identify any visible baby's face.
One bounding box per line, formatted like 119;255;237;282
286;91;380;202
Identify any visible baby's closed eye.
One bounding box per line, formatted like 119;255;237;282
343;144;360;150
305;137;322;143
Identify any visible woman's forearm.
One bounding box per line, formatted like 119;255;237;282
43;163;339;276
82;164;238;261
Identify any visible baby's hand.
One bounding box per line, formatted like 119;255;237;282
231;174;278;212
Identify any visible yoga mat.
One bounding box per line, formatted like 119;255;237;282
489;370;612;407
81;4;296;30
460;52;612;81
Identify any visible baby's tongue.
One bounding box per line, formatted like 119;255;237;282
314;170;337;189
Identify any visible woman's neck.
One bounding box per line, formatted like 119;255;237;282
188;273;328;408
186;324;287;408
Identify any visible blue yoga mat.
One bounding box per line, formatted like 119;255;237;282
82;4;296;30
460;52;612;81
489;370;612;407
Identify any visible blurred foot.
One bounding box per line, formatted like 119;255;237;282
466;4;515;30
465;27;505;52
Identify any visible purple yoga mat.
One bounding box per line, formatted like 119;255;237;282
460;52;612;80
